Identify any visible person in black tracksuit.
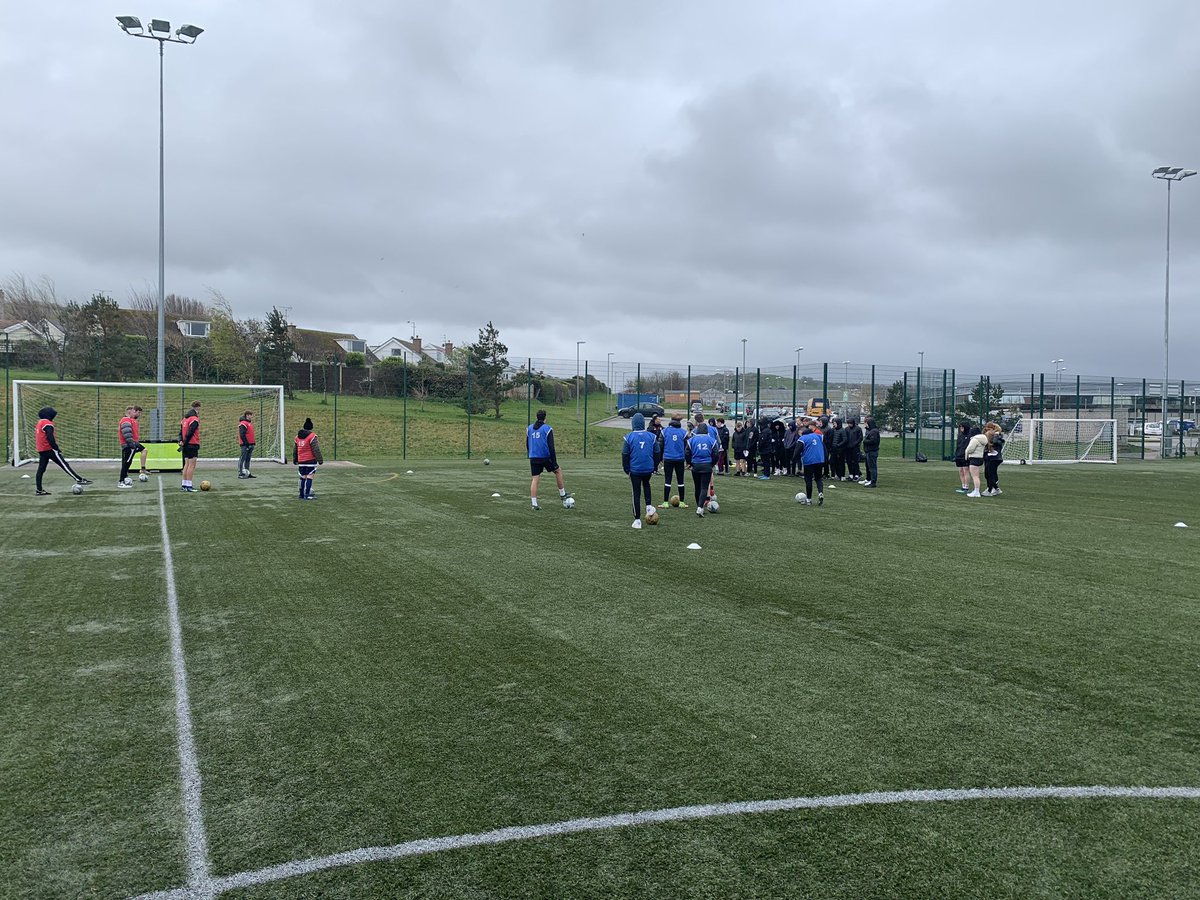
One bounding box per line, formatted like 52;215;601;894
770;420;787;475
746;419;759;475
820;417;834;478
983;424;1005;495
33;407;91;494
757;418;777;478
731;420;750;475
844;418;864;482
830;419;847;480
861;417;881;487
782;422;799;476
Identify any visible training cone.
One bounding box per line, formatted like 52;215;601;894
687;543;702;550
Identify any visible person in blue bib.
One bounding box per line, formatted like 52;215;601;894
660;415;689;508
622;413;662;529
685;423;718;517
527;409;569;510
798;423;827;506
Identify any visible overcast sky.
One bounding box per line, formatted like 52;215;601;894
2;1;1198;380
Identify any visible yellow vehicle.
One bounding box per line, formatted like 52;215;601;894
806;397;832;416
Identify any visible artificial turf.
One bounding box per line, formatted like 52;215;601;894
1;455;1197;898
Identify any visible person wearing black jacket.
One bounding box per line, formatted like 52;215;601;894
954;422;974;493
716;417;731;475
820;416;835;478
746;419;759;475
982;422;1005;496
782;421;799;476
845;418;864;482
861;417;881;487
756;418;776;479
770;419;787;476
830;419;847;480
731;420;750;475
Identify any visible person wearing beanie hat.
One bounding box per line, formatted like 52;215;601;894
527;409;569;509
293;417;324;499
32;406;91;495
622;412;661;528
178;401;202;492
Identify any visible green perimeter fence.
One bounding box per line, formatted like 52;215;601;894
5;343;1200;465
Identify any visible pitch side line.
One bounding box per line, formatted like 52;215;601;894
131;784;1199;898
157;479;214;896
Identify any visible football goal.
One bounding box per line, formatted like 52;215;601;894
1004;417;1117;464
12;380;285;467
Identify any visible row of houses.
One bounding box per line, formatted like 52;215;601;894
1;313;457;368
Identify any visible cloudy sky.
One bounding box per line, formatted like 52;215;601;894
2;1;1198;379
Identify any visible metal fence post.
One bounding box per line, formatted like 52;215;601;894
870;364;876;419
637;363;642;400
734;367;739;422
915;365;922;458
333;388;338;460
901;372;908;458
1141;378;1147;459
402;362;408;460
942;368;948;460
687;365;691;412
526;357;532;429
822;363;828;413
755;368;761;419
583;361;589;459
792;365;797;417
1075;374;1081;458
466;358;472;460
96;385;101;457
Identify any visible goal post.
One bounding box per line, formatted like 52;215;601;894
12;380;285;467
1004;417;1118;464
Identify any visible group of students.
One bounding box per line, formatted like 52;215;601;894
619;410;883;528
30;401;325;500
954;421;1006;497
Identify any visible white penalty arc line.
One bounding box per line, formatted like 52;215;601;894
157;478;214;896
132;784;1200;898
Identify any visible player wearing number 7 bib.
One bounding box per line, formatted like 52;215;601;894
622;412;661;529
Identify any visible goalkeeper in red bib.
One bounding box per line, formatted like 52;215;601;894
237;410;256;478
178;401;201;492
293;417;323;500
33;407;92;495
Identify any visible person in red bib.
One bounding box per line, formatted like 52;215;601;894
238;410;257;478
292;417;323;500
33;406;92;495
118;405;146;487
178;400;201;492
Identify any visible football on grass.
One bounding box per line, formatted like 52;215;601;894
71;483;83;495
645;509;659;525
139;473;149;482
200;481;211;491
563;497;575;509
669;495;680;507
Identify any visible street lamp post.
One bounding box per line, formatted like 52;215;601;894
576;341;586;420
117;15;203;440
1051;359;1064;411
406;320;416;340
1152;165;1196;451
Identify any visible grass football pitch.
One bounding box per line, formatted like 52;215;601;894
1;456;1198;898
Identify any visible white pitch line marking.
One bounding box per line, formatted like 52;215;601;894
157;478;214;897
130;784;1200;898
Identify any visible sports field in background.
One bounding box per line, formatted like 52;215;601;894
2;456;1198;898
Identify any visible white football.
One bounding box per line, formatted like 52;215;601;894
123;477;133;486
483;458;491;466
562;497;575;509
706;500;720;513
795;493;808;504
139;473;149;482
72;483;83;495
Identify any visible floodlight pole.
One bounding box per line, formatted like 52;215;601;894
118;17;202;438
1152;166;1195;453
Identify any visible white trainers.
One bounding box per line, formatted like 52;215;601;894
993;488;1002;495
117;482;132;489
696;506;706;517
860;481;872;486
646;505;656;516
966;490;981;498
632;519;642;529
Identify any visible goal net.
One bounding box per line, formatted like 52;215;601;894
1004;417;1117;464
12;380;285;467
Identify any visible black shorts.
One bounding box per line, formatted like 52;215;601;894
181;445;200;460
298;464;318;478
967;456;984;468
530;459;558;476
954;457;967;468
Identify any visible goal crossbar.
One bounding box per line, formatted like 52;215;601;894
12;380;286;467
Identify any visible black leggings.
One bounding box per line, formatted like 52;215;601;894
803;465;825;499
846;447;862;479
662;459;685;502
120;446;138;482
691;467;712;507
629;472;653;519
984;458;1002;491
240;444;254;474
36;449;83;490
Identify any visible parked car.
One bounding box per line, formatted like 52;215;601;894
1168;418;1196;433
922;413;950;428
1143;421;1163;436
617;402;665;419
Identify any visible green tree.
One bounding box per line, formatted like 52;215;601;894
876;379;906;432
259;307;295;397
465;321;509;418
208;301;261;383
957;380;1005;423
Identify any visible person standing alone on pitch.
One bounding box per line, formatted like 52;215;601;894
117;405;146;487
661;415;689;507
623;412;661;529
178;401;201;493
33;407;92;495
238;410;256;478
861;416;880;487
293;416;323;499
685;422;718;517
527;409;568;510
798;423;827;505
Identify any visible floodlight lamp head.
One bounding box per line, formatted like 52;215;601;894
150;19;170;34
116;15;142;33
1152;165;1196;181
176;23;203;41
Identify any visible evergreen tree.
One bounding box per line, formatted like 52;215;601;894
260;307;295;397
465;321;509;418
